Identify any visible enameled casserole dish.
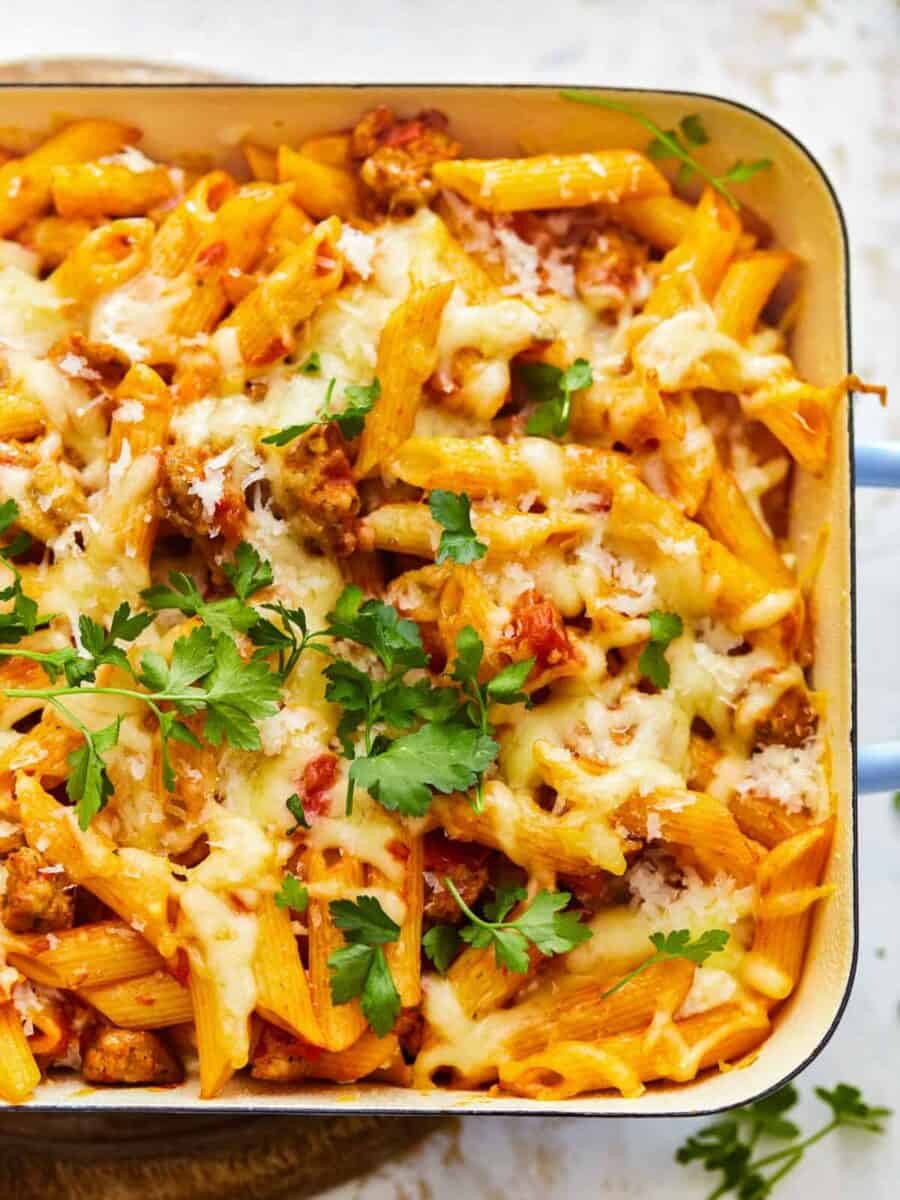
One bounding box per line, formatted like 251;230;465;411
2;83;889;1117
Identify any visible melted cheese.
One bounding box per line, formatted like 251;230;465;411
0;130;834;1104
180;886;258;1068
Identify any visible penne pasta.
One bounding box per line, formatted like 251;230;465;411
432;150;670;212
80;969;193;1028
253;894;325;1045
0;1002;41;1104
0;100;843;1109
354;280;455;479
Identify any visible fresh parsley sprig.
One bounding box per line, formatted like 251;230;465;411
0;500;54;648
560;91;772;209
449;626;533;811
285;792;310;832
638;609;683;689
2;622;281;829
274;873;308;912
517;358;593;439
327;895;402;1036
141;541;272;637
298;351;321;375
429;491;487;565
431;879;592;975
249;601;331;682
677;1081;890;1199
261;376;380;446
317;588;496;816
601;928;729;999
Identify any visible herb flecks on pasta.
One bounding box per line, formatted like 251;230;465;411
0;102;839;1105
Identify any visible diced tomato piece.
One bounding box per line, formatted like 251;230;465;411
300;752;338;816
506;589;573;670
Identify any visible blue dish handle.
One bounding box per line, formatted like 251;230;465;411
855;443;900;793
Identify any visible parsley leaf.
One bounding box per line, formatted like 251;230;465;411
200;634;282;750
601;928;729;998
274;873;308;912
0;500;55;649
262;376;379;445
485;658;533;705
638;608;683;689
69;603;154;684
68;717;121;830
482;883;527;923
676;1080;890;1198
339;378;380;438
250;601;329;682
0;500;18;539
299;351;321;374
429;490;487;565
445;880;591;974
221;541;273;602
448;626;533;811
350;721;497;816
286;792;309;832
326;585;428;672
327;895;401;1037
519;358;593;439
721;158;774;183
422;924;462;974
141;541;271;637
560;91;774;210
814;1083;892;1132
331;895;401;945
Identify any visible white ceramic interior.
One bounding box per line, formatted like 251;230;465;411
0;85;855;1115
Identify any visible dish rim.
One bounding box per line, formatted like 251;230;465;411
0;80;858;1118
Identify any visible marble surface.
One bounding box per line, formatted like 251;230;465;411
3;1;899;1195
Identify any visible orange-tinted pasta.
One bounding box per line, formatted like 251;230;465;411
0;101;839;1107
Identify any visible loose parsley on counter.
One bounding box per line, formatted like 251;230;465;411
676;1080;890;1198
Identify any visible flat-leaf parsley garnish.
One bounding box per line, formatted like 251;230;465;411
439;879;592;974
327;895;402;1036
518;358;593;439
676;1080;890;1198
601;928;729;999
559;91;773;209
428;490;487;565
262;376;380;446
638;609;683;689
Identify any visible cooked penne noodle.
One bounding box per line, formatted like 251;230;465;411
355;280;455;478
699;459;795;588
51;160;176;219
222;217;343;366
0;1002;41;1104
80;969;193;1028
643;188;742;319
253;894;324;1045
278;145;360;219
50;218;154;305
0;119;138;236
10;921;165;989
742;822;833;1000
189;963;237;1099
499;1003;770;1100
432;150;669;212
251;1025;399;1083
715;250;793;342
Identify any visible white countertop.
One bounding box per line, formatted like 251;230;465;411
4;1;899;1194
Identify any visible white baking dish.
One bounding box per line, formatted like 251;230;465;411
0;84;858;1115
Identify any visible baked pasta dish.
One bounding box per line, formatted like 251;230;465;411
0;100;846;1104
